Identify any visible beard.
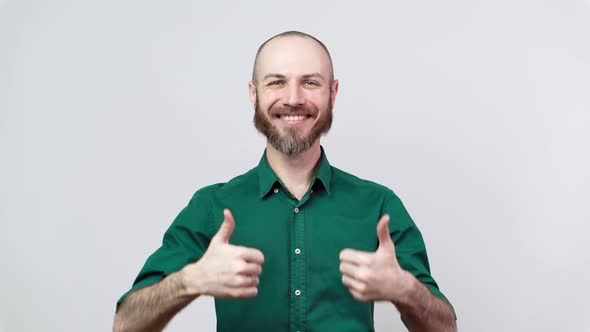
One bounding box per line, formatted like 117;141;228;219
253;93;333;156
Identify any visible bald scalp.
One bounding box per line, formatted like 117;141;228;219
251;31;335;85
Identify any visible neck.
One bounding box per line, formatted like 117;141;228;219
265;140;322;200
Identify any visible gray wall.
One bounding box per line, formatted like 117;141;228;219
1;0;589;331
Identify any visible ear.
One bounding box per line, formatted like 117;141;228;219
248;81;257;109
330;79;339;107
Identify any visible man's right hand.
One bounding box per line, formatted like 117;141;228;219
180;209;264;299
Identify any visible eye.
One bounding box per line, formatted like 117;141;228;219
303;80;319;86
268;80;284;86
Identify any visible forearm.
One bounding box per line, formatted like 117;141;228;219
113;270;196;332
393;275;456;332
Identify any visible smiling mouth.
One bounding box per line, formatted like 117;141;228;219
278;114;311;121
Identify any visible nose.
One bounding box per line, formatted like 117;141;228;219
284;84;305;107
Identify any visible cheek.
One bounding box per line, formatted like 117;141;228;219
308;96;330;112
258;94;281;112
304;90;330;105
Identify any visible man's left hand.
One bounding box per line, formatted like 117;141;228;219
339;214;414;302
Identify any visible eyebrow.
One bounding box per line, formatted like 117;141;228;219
262;73;326;81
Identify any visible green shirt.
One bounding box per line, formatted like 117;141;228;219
117;147;451;331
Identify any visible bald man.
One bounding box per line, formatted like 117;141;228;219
113;31;456;332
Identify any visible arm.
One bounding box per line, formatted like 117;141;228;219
340;214;456;332
113;270;195;332
113;209;264;332
394;272;456;332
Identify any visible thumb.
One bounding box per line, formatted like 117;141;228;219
376;214;393;250
212;209;235;244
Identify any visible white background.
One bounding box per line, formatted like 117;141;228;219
1;0;589;331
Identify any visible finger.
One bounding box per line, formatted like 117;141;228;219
228;274;259;288
229;287;258;299
340;262;370;283
235;247;265;264
339;262;359;278
341;274;367;293
235;262;263;276
340;248;372;266
212;209;235;244
348;288;369;302
377;214;394;250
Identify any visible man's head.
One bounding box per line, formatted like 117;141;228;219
249;31;339;155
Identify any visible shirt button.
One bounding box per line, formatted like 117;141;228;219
310;189;313;193
295;248;301;254
294;207;299;213
273;188;279;194
295;290;301;296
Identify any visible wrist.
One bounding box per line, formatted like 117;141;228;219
391;270;419;306
177;265;203;299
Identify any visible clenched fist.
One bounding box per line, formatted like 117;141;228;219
180;209;265;299
339;214;414;302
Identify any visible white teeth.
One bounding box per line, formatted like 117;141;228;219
282;115;306;121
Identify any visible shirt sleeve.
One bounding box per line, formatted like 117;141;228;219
381;189;454;309
116;189;214;311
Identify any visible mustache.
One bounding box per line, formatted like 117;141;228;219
270;106;317;117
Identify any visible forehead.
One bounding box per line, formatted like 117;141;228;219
255;36;331;80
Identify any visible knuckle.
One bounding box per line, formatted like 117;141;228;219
341;276;349;287
358;283;368;293
243;262;255;273
234;261;247;273
339;249;349;259
353;290;367;301
351;292;362;301
229;275;244;287
356;270;368;282
224;276;235;287
239;275;250;286
235;247;246;258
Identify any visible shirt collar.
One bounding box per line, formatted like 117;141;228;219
258;146;333;198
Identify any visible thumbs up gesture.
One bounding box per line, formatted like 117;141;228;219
339;214;413;302
181;209;265;299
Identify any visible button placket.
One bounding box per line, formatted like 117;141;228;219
290;204;306;332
